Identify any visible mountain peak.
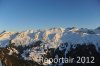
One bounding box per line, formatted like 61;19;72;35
0;27;100;47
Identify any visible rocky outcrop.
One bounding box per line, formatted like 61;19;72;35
0;42;100;66
0;47;40;66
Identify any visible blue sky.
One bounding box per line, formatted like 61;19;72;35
0;0;100;31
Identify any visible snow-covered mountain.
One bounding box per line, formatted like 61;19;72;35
0;27;100;66
0;27;100;47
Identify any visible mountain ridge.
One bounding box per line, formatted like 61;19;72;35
0;27;100;66
0;27;100;47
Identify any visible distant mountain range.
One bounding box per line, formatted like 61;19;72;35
0;27;100;66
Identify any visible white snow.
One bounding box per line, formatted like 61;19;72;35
0;27;100;66
8;48;19;55
0;27;100;56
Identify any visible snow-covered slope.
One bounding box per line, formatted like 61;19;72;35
0;27;100;66
0;31;17;47
0;27;100;47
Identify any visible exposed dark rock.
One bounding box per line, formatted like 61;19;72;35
0;47;40;66
54;44;100;66
0;42;100;66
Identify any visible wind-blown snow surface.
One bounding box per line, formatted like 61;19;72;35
0;27;100;65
